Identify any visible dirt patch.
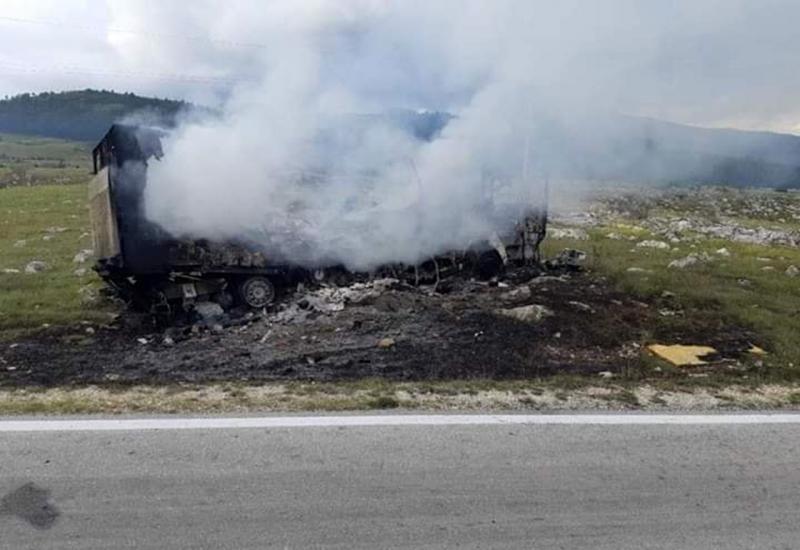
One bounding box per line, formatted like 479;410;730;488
0;267;758;387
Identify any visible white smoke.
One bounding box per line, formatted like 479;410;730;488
132;0;800;269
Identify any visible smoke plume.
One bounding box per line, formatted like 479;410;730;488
132;0;800;269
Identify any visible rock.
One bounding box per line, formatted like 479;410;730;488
761;266;775;272
377;337;396;349
737;278;752;287
568;300;594;313
496;304;554;323
137;338;149;345
672;219;692;232
668;255;698;269
598;371;614;379
73;268;88;277
786;265;799;278
626;267;650;273
548;227;589;240
163;336;175;346
13;240;26;248
42;235;54;241
529;275;569;285
78;286;98;305
73;249;93;264
2;268;21;274
501;286;532;301
44;226;67;233
715;247;731;257
211;324;225;334
661;290;676;299
636;240;670;250
24;261;47;274
668;253;710;269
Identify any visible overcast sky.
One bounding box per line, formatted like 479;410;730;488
2;0;800;133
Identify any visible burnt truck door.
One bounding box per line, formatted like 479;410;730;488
91;124;172;275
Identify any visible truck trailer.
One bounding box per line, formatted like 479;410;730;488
88;124;548;317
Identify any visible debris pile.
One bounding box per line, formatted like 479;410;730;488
0;220;765;387
271;278;404;324
547;249;587;270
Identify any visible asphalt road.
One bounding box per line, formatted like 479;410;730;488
1;414;799;549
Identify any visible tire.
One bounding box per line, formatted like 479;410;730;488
238;276;276;308
476;250;504;280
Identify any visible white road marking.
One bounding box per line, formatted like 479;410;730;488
0;414;799;432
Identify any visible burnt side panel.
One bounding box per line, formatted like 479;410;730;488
93;124;174;273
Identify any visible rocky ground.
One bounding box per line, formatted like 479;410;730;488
560;185;800;249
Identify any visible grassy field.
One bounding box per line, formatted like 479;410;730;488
543;188;800;380
0;133;91;187
0;184;114;336
548;235;798;376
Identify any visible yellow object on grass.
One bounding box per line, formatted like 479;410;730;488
647;344;717;366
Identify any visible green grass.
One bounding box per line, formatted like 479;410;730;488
0;184;115;335
0;133;91;187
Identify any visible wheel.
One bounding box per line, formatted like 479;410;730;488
476;249;504;280
238;276;276;308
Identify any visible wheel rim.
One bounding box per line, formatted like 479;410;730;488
241;278;275;308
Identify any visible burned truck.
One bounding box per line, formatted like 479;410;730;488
88;123;547;316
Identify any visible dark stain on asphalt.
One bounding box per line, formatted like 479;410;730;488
0;482;60;529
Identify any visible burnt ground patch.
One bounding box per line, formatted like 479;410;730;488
0;269;760;387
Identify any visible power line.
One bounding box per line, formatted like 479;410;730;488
0;14;268;49
0;61;251;85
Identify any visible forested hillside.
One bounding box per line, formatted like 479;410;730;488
0;89;193;142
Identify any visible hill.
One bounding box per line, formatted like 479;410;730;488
513;114;800;189
1;89;799;188
598;116;800;189
0;89;194;142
